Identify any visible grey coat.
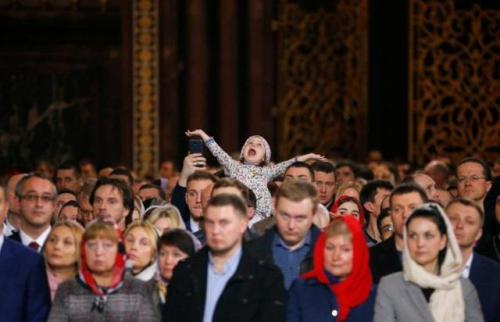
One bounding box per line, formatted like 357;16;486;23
374;272;484;322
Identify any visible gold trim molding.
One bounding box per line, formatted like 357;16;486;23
132;0;160;176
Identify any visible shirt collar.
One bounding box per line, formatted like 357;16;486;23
462;252;474;278
19;226;52;250
274;230;312;250
0;234;4;253
208;246;242;275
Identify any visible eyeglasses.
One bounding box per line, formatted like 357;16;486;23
457;175;486;184
86;240;116;252
20;194;56;203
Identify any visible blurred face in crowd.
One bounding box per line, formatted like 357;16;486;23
158;244;189;281
85;238;118;276
407;217;447;273
160;161;175;178
80;163;97;180
153;217;173;235
323;234;353;280
390;192;425;238
314;171;336;206
373;164;395;185
138;187;161;202
365;188;391;218
285;167;313;182
124;227;155;274
18;177;56;230
335;166;355;187
413;173;439;202
59;204;79;222
333;201;361;221
185;179;213;220
204;205;247;256
446;202;482;250
275;196;315;249
55;192;77;217
7;174;24;216
92;185;129;226
45;226;78;271
379;216;394;241
56;169;81;193
338;188;360;201
457;162;491;202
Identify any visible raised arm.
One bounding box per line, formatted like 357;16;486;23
186;129;237;170
269;153;326;178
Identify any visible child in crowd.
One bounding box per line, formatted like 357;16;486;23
186;129;324;224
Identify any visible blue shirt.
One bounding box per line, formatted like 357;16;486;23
203;247;243;322
272;232;311;289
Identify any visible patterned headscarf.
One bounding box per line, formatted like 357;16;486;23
240;135;272;163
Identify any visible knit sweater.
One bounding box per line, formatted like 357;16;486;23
48;275;159;322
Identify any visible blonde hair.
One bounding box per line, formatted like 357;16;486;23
324;218;353;242
146;205;185;230
335;181;363;201
44;220;84;269
124;220;159;260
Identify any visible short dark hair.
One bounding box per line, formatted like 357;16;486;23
311;161;335;174
138;183;166;201
158;229;196;257
56;162;81;177
15;174;57;198
285;161;314;179
110;167;134;186
376;207;391;237
89;177;134;218
456;157;492;181
212;178;250;202
186;171;218;186
335;160;359;177
360;180;394;206
206;193;247;218
389;183;428;208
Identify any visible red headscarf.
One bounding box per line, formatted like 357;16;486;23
79;236;126;296
302;216;372;322
330;195;365;227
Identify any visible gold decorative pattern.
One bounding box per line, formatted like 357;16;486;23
133;0;159;176
276;0;368;159
409;0;500;163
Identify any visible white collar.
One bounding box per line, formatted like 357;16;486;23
132;262;157;282
19;226;52;252
462;252;474;278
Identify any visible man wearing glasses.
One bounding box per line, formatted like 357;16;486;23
456;158;492;210
9;174;56;252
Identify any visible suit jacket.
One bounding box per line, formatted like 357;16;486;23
247;224;321;276
374;272;484;322
287;278;376;322
163;246;287;322
469;253;500;322
369;236;402;284
170;184;191;231
0;238;51;322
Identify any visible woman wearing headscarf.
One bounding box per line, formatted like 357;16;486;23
374;203;484;322
47;222;158;321
287;216;375;322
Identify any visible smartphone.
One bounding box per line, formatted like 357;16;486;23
188;139;204;155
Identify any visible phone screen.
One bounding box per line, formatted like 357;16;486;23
188;139;204;155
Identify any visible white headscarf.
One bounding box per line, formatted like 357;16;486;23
240;135;272;163
403;203;464;322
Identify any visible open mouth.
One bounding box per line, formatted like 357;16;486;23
248;148;257;156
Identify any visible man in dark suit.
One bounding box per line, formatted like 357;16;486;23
369;183;428;283
248;180;321;289
446;198;500;322
0;184;51;321
164;194;286;322
9;174;56;252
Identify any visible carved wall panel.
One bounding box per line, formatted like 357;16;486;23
276;0;368;160
132;0;159;177
409;0;500;164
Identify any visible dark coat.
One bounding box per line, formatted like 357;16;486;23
163;246;287;322
287;278;376;322
247;224;321;275
369;236;402;284
0;238;51;322
170;184;191;231
469;253;500;322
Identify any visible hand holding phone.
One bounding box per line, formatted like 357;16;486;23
189;139;204;155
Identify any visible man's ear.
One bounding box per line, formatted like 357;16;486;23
364;201;375;214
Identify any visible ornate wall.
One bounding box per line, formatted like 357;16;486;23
409;0;500;164
276;0;368;160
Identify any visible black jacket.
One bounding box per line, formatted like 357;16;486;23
369;235;402;284
246;224;321;275
163;246;287;322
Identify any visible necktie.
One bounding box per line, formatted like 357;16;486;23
28;241;40;251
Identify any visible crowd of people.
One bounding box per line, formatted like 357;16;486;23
1;129;499;322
